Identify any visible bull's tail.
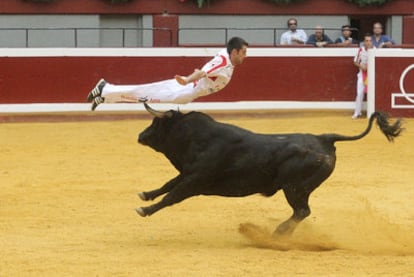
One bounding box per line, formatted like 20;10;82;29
322;112;403;143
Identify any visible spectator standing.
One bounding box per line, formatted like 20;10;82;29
335;24;358;46
352;33;374;120
280;18;308;45
306;26;333;47
371;22;395;48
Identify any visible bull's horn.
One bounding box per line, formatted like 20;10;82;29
144;103;165;118
144;103;173;118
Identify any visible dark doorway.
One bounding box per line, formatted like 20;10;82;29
350;15;389;42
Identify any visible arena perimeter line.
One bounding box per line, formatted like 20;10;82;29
0;101;357;113
0;108;352;124
0;47;357;58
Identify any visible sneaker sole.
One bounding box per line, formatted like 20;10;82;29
91;97;105;111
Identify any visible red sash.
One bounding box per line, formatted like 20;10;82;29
357;47;368;93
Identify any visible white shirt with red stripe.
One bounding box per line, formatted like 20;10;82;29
193;49;234;97
101;49;234;105
354;46;368;74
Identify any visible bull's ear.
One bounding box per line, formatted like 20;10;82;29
165;111;174;118
144;103;166;118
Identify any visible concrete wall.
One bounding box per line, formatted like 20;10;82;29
0;15;154;47
389;16;402;45
0;14;403;47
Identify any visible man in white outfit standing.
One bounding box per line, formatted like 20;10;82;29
352;33;373;119
87;37;248;110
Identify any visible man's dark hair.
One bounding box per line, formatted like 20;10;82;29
364;33;372;38
341;24;351;31
287;18;298;27
226;37;248;55
373;22;383;28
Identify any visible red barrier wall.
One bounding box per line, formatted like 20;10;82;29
5;49;414;118
375;57;414;117
0;53;357;104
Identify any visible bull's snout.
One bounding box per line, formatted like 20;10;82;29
138;133;147;145
138;130;154;146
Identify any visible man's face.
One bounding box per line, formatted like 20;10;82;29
364;36;373;49
342;28;351;38
288;20;297;31
315;28;323;39
373;24;382;36
230;45;247;66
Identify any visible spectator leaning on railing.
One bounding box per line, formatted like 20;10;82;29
335;24;358;46
371;22;395;48
280;18;307;45
306;26;333;47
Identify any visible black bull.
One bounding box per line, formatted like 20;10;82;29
136;103;403;235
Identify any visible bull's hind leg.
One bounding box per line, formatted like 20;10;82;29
138;175;183;201
275;164;333;236
275;187;312;235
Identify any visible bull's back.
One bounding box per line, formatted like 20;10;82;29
187;121;336;161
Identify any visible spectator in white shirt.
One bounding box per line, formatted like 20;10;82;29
280;18;308;45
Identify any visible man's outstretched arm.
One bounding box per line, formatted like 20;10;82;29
175;69;207;85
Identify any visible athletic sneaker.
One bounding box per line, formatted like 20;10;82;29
87;79;106;102
352;113;362;120
91;96;105;111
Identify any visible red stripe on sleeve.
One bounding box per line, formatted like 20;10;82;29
206;55;227;75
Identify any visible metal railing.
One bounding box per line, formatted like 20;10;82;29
0;27;173;47
0;26;359;48
178;27;360;46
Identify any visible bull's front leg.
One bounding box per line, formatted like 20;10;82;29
136;176;202;217
138;175;183;201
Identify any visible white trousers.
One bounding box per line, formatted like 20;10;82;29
353;72;365;116
101;79;197;104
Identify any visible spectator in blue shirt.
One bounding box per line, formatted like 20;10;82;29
335;24;358;46
372;22;395;48
306;26;333;47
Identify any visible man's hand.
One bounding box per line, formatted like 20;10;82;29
175;69;207;86
360;64;367;71
175;75;188;85
315;41;328;47
379;41;392;48
291;38;304;44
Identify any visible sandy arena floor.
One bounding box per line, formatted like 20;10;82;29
1;111;414;276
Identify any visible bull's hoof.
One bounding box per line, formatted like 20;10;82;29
273;229;292;238
274;220;297;236
137;192;148;201
136;207;147;217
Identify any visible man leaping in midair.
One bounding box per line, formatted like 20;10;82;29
87;37;248;110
